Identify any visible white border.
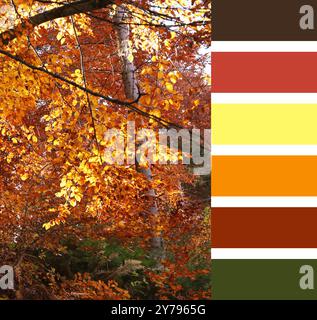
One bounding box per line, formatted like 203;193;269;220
211;248;317;259
211;145;317;155
212;93;317;104
211;197;317;207
212;41;317;52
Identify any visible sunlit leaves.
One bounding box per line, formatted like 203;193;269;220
0;0;210;300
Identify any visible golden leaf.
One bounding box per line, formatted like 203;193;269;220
166;82;174;93
20;173;29;181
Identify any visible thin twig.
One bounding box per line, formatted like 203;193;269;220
71;15;102;162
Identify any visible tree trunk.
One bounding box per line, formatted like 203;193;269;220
114;6;164;265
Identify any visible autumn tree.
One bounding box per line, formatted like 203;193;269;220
0;0;211;300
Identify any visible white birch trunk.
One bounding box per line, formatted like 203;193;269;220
114;6;164;265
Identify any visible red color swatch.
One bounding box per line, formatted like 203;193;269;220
213;52;317;92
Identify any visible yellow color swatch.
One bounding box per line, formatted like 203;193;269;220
212;104;317;144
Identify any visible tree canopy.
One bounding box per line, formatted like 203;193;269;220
0;0;211;300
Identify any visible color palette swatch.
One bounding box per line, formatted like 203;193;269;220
212;0;317;299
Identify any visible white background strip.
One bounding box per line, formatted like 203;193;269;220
212;41;317;52
211;248;317;259
212;93;317;104
212;145;317;155
211;197;317;208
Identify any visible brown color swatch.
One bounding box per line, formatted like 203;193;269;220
212;0;317;40
213;208;317;248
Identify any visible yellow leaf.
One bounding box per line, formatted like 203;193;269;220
32;135;38;143
56;33;63;41
166;82;174;92
43;221;55;230
12;138;18;144
74;194;82;202
66;180;72;188
164;39;171;48
20;173;29;181
6;152;14;163
194;99;200;107
170;75;177;84
60;178;66;188
152;109;161;117
43;223;51;230
55;191;64;198
170;31;176;39
69;199;77;207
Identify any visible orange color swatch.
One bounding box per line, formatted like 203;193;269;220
212;156;317;196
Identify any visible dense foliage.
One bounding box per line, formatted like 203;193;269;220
0;0;211;299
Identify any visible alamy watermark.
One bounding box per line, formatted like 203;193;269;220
300;5;315;30
0;265;14;290
101;122;211;176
